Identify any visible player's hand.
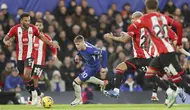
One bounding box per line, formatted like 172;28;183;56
4;40;12;46
74;55;80;63
52;55;57;61
100;68;108;73
51;42;60;50
104;33;113;39
120;32;128;37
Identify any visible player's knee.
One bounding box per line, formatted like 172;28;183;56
116;62;127;71
115;63;127;74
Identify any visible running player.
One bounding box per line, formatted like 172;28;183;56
27;20;58;106
71;35;108;106
103;11;153;98
3;12;60;104
127;0;190;108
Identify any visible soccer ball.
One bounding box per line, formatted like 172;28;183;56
41;96;54;108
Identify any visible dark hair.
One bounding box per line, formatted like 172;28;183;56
74;35;84;42
20;12;30;21
35;19;43;24
145;0;158;10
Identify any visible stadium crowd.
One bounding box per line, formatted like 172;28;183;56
0;0;190;93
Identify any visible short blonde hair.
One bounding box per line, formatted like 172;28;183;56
74;35;84;43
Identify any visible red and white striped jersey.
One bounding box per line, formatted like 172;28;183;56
33;33;57;65
127;28;151;59
128;12;182;55
148;28;178;57
7;24;40;60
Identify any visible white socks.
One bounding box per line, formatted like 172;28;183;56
86;77;104;86
72;81;82;99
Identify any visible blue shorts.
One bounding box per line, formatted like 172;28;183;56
78;66;100;82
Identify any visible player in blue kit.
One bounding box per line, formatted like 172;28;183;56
70;35;108;106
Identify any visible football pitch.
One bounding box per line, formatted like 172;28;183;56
0;104;190;110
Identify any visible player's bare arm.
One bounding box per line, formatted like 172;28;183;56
37;33;60;50
3;35;12;46
104;32;131;43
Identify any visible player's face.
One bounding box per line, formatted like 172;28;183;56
35;22;43;31
131;17;139;23
21;16;30;29
75;41;85;51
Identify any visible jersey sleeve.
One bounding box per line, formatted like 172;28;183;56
165;15;182;45
168;28;177;41
33;26;40;37
44;34;57;56
7;26;16;38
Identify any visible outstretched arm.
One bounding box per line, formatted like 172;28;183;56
104;32;131;43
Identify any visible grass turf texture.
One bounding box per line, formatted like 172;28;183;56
0;104;189;110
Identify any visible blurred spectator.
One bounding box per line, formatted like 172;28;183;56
56;30;68;60
86;7;98;27
108;46;123;69
29;11;35;23
1;3;12;33
14;8;24;23
38;73;51;92
4;68;24;92
44;11;55;24
64;42;75;57
1;61;14;85
88;28;97;45
53;0;65;17
107;9;114;24
54;6;67;27
110;3;119;16
96;39;106;50
50;70;66;92
113;51;126;68
48;25;57;39
43;57;58;80
71;24;81;38
82;83;93;104
0;51;7;74
65;71;77;91
72;5;85;25
80;21;90;38
120;74;143;92
163;0;176;14
114;13;128;31
59;56;76;80
182;3;190;27
121;3;131;20
63;16;73;41
81;0;89;15
174;8;184;23
67;0;77;15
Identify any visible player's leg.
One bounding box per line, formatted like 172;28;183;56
71;76;83;106
17;60;33;102
145;56;179;108
30;64;44;106
86;76;108;91
103;61;129;98
23;58;37;105
160;53;190;95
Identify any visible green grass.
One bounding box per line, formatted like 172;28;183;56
0;104;190;110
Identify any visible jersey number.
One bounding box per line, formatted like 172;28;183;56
140;35;148;48
163;64;178;76
153;24;168;38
